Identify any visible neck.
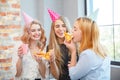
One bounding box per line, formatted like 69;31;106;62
29;40;41;54
29;40;38;49
57;38;64;44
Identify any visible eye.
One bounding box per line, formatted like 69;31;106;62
73;27;77;31
38;28;41;31
55;25;60;28
62;24;66;27
31;29;35;32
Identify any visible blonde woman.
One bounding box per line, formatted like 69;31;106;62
15;12;48;80
47;9;77;80
64;17;110;80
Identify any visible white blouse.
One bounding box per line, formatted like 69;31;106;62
15;49;50;80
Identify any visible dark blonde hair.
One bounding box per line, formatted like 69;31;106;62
76;17;107;58
48;16;70;74
21;20;46;50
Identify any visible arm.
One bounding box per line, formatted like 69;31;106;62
47;48;60;79
69;50;101;80
33;54;47;79
15;46;24;77
47;46;60;79
15;57;23;77
69;51;77;67
64;40;77;67
38;62;46;78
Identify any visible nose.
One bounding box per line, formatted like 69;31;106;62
35;30;39;33
35;30;40;35
59;26;64;30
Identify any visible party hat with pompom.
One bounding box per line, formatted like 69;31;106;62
22;11;33;25
48;9;60;22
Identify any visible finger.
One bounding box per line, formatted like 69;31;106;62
50;55;55;63
38;58;43;64
18;50;23;55
68;64;71;67
49;56;53;63
38;56;42;60
64;40;69;45
18;47;23;54
64;40;66;43
18;46;22;51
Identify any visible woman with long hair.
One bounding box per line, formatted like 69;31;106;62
47;9;75;80
15;12;47;80
65;17;110;80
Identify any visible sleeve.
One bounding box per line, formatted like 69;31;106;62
69;50;101;80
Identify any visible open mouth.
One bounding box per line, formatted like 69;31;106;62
58;31;65;36
33;35;40;38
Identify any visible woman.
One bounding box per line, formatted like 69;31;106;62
15;12;48;80
64;17;110;80
47;9;75;80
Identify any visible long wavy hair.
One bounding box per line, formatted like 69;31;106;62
48;16;70;74
21;20;46;50
76;17;107;58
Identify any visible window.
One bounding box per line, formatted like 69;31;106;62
86;0;120;61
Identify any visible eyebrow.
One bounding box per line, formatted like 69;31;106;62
30;28;41;30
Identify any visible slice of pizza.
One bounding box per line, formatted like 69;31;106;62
64;32;73;42
44;49;53;60
34;51;45;57
44;51;50;60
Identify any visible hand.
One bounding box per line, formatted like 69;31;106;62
68;61;75;68
64;40;76;53
33;55;43;64
17;46;24;59
49;49;56;63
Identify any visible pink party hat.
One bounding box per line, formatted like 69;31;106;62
22;11;33;25
48;9;60;22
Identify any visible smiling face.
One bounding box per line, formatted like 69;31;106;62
72;21;82;43
29;23;41;41
54;19;67;39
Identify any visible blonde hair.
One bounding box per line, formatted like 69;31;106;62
21;20;46;50
76;17;107;58
48;16;70;74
